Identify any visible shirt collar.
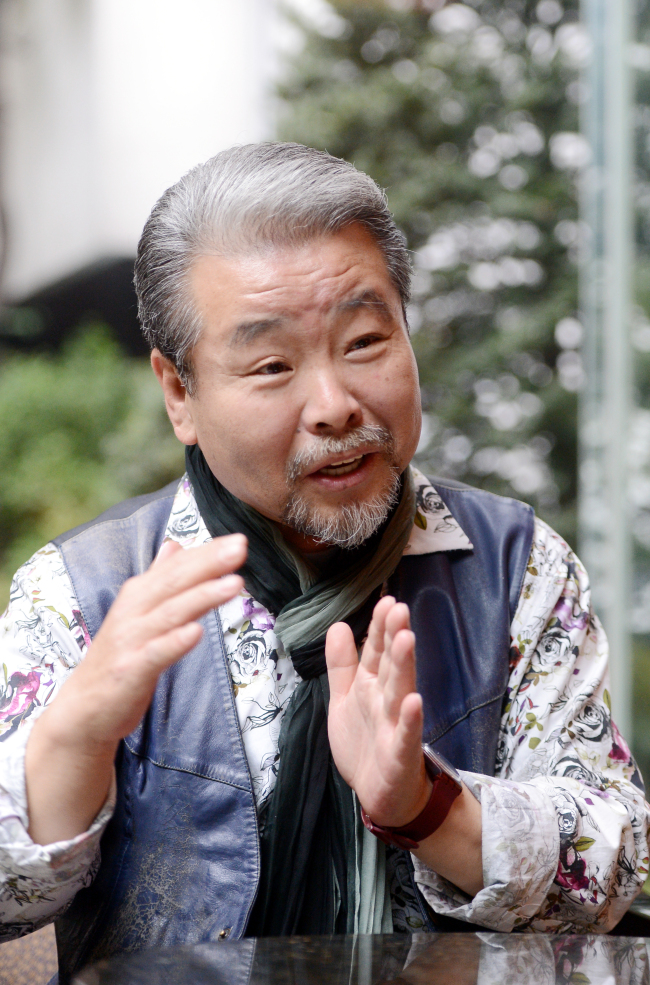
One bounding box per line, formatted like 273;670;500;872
404;467;474;556
173;468;473;557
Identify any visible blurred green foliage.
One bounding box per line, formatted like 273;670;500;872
0;327;185;607
0;0;587;600
279;0;584;544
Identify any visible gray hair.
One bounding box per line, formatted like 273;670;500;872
134;142;411;391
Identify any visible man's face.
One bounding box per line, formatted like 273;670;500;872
155;223;421;549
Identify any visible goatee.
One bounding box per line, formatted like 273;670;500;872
282;425;401;549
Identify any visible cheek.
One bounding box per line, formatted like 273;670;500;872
378;357;421;458
191;388;299;488
372;354;420;423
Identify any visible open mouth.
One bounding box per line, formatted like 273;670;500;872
315;454;365;477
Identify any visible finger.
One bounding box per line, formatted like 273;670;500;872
382;628;417;721
326;622;359;701
139;621;205;674
154;539;183;565
392;691;425;767
131;574;244;647
119;534;247;616
359;596;395;675
146;534;247;595
377;602;411;689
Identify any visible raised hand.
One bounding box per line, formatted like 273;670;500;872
326;595;483;895
325;596;431;827
25;534;247;845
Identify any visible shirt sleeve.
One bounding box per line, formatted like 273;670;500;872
413;517;650;933
0;545;115;938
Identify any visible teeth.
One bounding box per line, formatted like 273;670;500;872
319;456;363;476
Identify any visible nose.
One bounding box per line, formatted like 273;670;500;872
299;367;362;435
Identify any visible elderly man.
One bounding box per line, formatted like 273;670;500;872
0;144;647;980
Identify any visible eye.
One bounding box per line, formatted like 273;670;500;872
349;335;381;352
256;361;290;376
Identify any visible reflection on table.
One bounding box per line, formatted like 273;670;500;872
73;931;650;985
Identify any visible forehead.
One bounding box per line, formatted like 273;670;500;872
189;225;400;328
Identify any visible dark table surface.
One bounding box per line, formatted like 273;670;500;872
72;930;650;985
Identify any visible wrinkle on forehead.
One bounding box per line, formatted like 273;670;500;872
191;225;403;347
237;252;375;307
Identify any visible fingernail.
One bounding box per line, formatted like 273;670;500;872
221;535;246;559
220;574;243;592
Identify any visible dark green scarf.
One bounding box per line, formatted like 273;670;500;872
185;444;415;936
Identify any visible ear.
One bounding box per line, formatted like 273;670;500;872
150;349;198;445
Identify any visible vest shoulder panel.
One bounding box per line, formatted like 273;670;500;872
392;479;534;775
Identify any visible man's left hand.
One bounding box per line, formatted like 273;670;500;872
326;595;484;897
325;596;431;827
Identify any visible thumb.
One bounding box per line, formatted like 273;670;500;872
325;622;358;702
153;538;183;566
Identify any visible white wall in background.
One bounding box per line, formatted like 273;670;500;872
0;0;276;299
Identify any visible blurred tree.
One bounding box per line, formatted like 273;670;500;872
0;327;184;605
279;0;587;543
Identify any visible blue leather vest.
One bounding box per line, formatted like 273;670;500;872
51;477;534;981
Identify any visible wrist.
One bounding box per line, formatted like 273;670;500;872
29;700;118;763
26;708;116;846
404;771;434;826
361;764;432;829
361;745;463;851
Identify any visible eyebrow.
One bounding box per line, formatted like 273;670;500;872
228;290;393;347
336;289;393;321
229;317;285;347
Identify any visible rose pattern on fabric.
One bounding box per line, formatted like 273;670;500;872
220;593;299;807
405;471;474;554
0;478;647;938
416;487;458;533
0;547;89;746
0;670;42;732
385;846;427;931
242;597;275;633
229;631;272;685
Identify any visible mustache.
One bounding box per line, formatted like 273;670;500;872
286;425;395;483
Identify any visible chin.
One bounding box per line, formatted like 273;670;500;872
283;467;401;549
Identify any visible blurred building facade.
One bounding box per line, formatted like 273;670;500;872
0;0;276;306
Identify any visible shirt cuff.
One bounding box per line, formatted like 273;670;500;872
412;770;559;932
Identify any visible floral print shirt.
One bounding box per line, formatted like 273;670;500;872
0;470;647;940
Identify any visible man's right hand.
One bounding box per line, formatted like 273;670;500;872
24;534;247;845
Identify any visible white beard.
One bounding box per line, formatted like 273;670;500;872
282;469;400;549
282;424;400;548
